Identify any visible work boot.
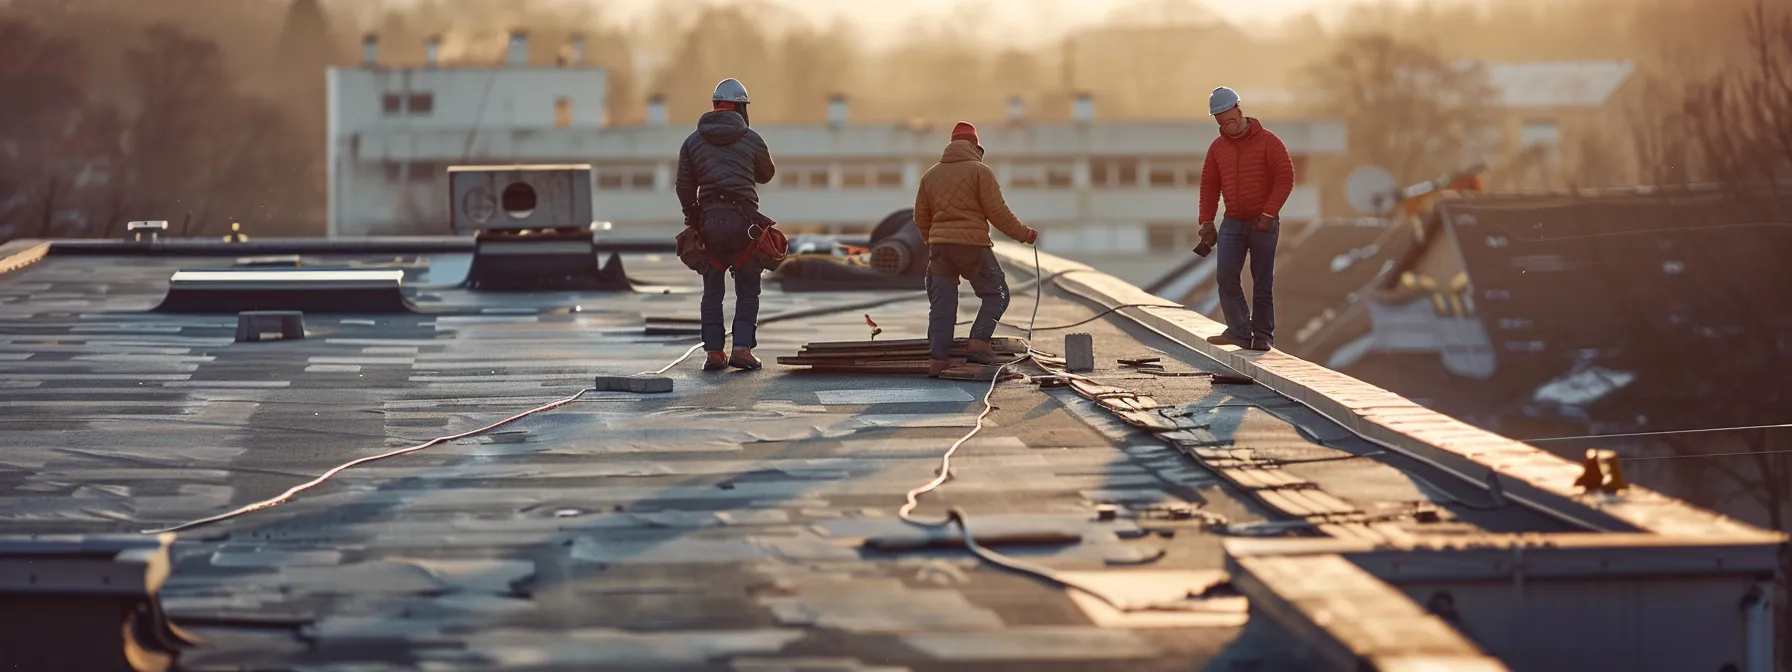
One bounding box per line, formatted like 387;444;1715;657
703;351;729;371
927;359;952;378
729;348;762;371
964;338;1002;365
1205;334;1251;349
1247;339;1273;352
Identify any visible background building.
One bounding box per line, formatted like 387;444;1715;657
328;31;1351;280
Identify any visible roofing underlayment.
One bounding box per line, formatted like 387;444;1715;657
0;238;1781;671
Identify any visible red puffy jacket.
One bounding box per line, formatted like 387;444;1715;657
1199;118;1296;223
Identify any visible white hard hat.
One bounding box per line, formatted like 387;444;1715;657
1209;86;1240;116
712;78;751;104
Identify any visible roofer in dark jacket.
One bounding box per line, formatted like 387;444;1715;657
1197;86;1295;352
914;122;1040;378
677;78;776;371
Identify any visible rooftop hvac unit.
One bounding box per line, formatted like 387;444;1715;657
450;164;631;291
448;165;594;234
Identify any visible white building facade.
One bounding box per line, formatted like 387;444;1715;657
328;47;1348;256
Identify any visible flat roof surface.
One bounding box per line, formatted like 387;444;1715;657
0;250;1572;670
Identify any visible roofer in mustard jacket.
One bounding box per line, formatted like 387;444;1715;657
913;122;1040;378
1196;86;1295;352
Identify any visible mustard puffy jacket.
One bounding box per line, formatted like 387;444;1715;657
913;141;1036;247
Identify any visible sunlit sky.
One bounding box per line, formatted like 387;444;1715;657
589;0;1431;44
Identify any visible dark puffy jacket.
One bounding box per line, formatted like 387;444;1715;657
676;110;775;211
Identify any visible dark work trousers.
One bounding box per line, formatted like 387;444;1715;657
925;244;1009;361
1215;216;1279;344
697;204;762;353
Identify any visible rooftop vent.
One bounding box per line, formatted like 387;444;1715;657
425;35;441;68
155;269;415;313
1073;92;1094;124
1007;96;1025;125
127;221;168;243
362;33;379;66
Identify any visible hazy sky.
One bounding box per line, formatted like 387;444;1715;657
594;0;1377;44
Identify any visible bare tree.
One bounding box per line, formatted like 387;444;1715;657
1307;33;1499;184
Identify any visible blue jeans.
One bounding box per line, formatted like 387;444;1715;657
698;205;762;352
1215;217;1278;344
925;245;1009;361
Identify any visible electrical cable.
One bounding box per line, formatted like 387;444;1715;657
897;244;1205;613
1524;422;1792;443
147;266;1096;534
144;387;596;534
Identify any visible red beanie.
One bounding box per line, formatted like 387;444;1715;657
950;121;978;145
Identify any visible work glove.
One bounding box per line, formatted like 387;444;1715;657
1254;214;1278;232
1023;228;1040;245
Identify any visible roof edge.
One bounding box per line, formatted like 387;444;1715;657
993;240;1782;542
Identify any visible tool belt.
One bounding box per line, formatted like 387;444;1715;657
675;191;788;273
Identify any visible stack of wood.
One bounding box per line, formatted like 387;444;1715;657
778;337;1042;380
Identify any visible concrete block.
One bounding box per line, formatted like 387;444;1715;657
594;375;673;394
1065;333;1095;373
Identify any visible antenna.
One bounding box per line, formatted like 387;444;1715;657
1345;164;1400;217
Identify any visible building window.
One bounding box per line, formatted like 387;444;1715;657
1007;164;1044;189
382;94;403;116
383;162;403;182
407;93;434;115
1147;165;1178;188
409;162;439;183
596;165;655;191
841;169;869;189
1140;160;1202;189
840;164;900;189
1291;155;1308;184
1005;161;1073;189
555;97;572;128
778;165;831;189
1092;159;1142;188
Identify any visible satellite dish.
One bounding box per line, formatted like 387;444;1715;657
1345;165;1400;216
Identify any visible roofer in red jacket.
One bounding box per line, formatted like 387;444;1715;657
1196;86;1295;352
